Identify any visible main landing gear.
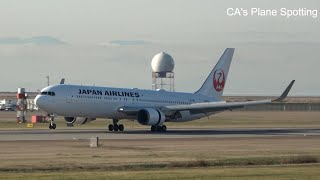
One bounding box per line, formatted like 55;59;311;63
151;125;167;132
108;119;124;132
48;114;56;129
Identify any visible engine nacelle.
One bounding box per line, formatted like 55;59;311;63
137;108;165;126
64;117;95;125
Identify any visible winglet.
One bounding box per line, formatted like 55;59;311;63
60;78;65;84
272;80;295;102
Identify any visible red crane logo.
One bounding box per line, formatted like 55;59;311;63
213;69;225;92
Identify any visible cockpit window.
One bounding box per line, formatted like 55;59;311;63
41;91;55;96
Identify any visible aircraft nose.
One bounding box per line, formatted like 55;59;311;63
34;95;45;109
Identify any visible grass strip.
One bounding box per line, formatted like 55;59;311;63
0;155;318;172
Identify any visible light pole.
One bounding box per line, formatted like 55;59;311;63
46;76;50;86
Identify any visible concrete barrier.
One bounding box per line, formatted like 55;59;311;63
90;137;99;147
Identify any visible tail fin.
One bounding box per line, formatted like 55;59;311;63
195;48;235;99
60;78;65;84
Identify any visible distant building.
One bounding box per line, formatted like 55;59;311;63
0;99;17;111
0;99;17;105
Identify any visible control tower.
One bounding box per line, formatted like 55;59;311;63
151;52;175;91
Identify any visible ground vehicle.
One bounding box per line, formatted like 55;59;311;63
3;105;15;111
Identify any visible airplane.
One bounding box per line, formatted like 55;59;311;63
34;48;295;132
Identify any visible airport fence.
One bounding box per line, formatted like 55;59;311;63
238;103;320;111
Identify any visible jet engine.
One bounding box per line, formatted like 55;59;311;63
64;117;96;125
137;108;165;126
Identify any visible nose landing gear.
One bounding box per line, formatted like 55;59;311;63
49;123;56;129
48;114;56;129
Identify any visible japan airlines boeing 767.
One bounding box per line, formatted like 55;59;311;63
35;48;295;132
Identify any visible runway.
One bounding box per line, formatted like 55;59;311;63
0;128;319;141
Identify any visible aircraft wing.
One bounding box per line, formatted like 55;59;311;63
118;99;271;116
161;100;271;113
118;80;295;115
163;80;295;113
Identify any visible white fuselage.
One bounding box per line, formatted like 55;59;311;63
35;84;219;120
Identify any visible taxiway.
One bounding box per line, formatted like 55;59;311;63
0;128;319;141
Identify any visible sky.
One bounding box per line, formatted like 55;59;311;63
0;0;319;95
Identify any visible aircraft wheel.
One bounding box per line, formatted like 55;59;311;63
118;124;124;131
49;124;52;129
113;124;119;131
108;124;114;131
52;124;56;129
151;125;156;132
156;126;162;132
161;125;167;132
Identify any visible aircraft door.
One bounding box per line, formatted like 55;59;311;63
66;94;73;103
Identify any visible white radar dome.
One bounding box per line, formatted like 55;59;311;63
151;52;175;72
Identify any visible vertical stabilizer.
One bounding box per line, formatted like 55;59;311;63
195;48;235;99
